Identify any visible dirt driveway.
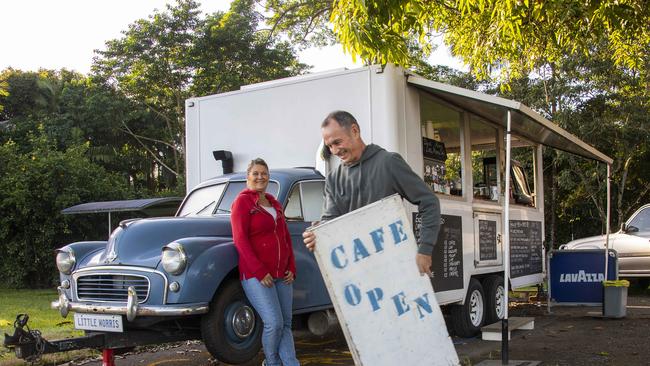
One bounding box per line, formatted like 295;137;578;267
55;294;650;366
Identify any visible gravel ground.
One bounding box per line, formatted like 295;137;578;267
16;294;650;366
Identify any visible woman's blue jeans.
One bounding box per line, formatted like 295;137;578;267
241;277;300;366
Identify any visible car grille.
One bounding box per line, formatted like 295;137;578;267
76;274;150;303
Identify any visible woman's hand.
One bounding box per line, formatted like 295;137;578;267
283;270;295;284
261;273;274;287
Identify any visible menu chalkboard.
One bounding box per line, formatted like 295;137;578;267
422;137;447;162
478;219;497;261
509;220;543;278
413;213;464;292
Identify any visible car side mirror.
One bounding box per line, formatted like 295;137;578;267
621;223;627;232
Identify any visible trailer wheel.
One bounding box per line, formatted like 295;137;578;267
450;278;485;337
201;279;262;364
483;275;505;324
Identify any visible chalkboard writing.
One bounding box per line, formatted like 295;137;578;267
422;137;447;162
509;220;543;278
413;213;464;292
478;220;497;260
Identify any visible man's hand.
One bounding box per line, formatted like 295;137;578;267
303;230;316;251
260;273;274;287
416;253;433;277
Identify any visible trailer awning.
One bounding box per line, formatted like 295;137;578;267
61;197;183;217
407;76;613;165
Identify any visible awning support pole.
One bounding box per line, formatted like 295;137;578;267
605;164;611;280
502;109;513;365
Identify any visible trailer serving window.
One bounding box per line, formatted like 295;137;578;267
509;138;536;207
470;115;500;202
419;95;463;197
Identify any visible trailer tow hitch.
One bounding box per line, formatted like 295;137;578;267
3;314;45;362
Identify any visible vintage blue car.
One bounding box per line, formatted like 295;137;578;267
51;168;331;364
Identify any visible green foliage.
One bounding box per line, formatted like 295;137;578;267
496;52;650;246
0;289;92;364
265;1;649;86
0;132;128;288
327;0;650;85
265;0;336;48
413;63;491;90
92;0;307;185
191;0;307;95
0;1;309;288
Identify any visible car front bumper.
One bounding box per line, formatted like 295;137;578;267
52;286;209;321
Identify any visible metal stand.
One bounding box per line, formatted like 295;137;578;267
102;348;115;366
501;318;509;364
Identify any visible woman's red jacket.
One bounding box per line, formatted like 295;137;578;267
231;189;297;281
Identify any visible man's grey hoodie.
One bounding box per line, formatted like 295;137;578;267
321;144;441;255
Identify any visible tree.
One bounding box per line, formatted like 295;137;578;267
0;69;66;121
0;78;8;114
191;0;307;95
92;0;202;183
496;51;650;246
92;0;307;189
266;1;649;85
0;131;128;288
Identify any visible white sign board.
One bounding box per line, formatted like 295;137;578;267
74;313;123;333
311;195;459;366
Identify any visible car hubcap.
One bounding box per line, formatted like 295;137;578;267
495;285;505;319
469;289;484;326
231;304;255;338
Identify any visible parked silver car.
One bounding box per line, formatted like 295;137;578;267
560;204;650;277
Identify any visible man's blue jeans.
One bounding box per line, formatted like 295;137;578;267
241;277;300;366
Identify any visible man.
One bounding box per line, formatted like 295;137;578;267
303;110;441;275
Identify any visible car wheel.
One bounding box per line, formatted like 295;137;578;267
450;278;485;337
201;279;262;364
483;275;505;324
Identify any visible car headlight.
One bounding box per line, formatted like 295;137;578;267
162;242;187;275
56;248;76;275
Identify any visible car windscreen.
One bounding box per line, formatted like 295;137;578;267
628;206;650;233
177;183;227;217
177;181;279;217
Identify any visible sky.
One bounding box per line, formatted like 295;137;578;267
0;0;465;75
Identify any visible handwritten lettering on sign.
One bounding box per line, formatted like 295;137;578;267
329;219;434;317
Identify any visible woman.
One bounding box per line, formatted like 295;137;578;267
231;158;300;366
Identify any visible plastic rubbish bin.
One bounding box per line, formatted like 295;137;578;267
603;280;629;318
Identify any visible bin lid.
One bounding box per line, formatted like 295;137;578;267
603;280;630;287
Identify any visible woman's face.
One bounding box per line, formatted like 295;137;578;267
246;164;269;193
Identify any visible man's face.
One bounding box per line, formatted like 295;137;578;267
321;120;363;164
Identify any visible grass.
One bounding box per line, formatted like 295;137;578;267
0;289;96;365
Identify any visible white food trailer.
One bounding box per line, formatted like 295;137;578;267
185;64;612;336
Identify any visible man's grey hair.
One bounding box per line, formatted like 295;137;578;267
321;110;359;131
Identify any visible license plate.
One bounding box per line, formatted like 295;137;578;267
74;313;123;333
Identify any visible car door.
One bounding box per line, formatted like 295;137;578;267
284;180;331;311
616;205;650;275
